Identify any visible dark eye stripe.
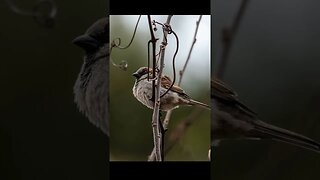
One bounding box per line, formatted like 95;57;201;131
140;68;148;74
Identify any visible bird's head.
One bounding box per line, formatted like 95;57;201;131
73;17;109;53
132;67;156;80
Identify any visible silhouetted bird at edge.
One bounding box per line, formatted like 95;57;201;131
211;78;320;153
73;17;109;136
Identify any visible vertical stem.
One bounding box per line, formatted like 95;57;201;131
216;0;250;79
147;15;161;161
149;15;203;161
149;15;173;161
178;15;202;85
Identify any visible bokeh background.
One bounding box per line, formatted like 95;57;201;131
109;15;211;161
212;0;320;179
0;0;109;179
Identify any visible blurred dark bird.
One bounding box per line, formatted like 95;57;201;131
211;78;320;153
73;17;109;136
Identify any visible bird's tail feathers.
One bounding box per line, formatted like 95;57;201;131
251;120;320;153
189;99;211;110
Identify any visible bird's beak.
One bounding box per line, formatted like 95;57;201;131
72;34;99;51
132;72;140;79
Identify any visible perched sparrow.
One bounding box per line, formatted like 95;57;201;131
73;17;109;136
132;67;210;111
211;78;320;152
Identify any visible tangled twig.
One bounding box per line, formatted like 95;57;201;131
5;0;57;28
110;15;142;71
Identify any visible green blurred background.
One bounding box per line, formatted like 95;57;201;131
0;0;109;179
109;15;211;161
212;0;320;179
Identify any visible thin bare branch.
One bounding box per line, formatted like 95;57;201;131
147;15;161;161
216;0;250;78
147;15;157;103
149;15;173;161
149;15;204;161
163;15;203;144
5;0;57;28
178;15;202;85
152;21;179;99
163;15;203;130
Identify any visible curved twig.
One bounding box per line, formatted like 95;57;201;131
163;15;203;132
110;15;142;71
111;15;142;50
160;29;179;98
5;0;57;28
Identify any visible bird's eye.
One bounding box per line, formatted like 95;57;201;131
143;68;149;74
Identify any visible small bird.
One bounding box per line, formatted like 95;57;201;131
211;77;320;153
73;17;109;136
132;67;210;111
